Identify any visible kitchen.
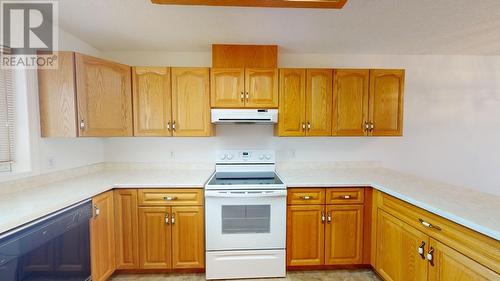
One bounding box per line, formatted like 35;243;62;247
0;0;499;281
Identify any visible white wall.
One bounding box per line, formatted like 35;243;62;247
102;51;500;195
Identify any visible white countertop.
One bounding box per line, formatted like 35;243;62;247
1;165;499;241
277;166;500;241
0;169;214;235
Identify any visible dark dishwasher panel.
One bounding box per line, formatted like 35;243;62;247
0;200;92;281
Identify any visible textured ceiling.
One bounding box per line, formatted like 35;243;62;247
56;0;500;55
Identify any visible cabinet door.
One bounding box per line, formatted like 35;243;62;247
278;69;306;136
171;68;212;136
287;205;325;266
132;67;172;136
375;210;428;281
38;51;77;137
369;69;405;136
90;191;116;281
211;68;245;108
75;53;132;137
305;69;333;136
138;207;171;269
245;68;278;108
325;205;363;265
428;238;499;281
171;206;205;269
114;189;139;269
333;69;369;136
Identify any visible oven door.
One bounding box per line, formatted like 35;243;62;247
205;189;287;251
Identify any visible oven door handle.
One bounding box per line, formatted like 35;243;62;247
205;190;287;198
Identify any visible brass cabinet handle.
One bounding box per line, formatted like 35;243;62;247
426;247;435;266
171;213;175;225
321;212;326;223
80;119;85;130
327;212;332;223
172;121;176;132
307;122;311;131
337;195;353;199
363;121;369;132
240;91;244;102
369;122;374;132
164;196;178;201
165;213;169;224
301;195;312;200
418;241;426;259
302;123;306;132
245;92;249;102
419;218;441;231
167;121;171;131
93;204;100;219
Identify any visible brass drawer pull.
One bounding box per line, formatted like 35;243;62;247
164;196;178;201
321;212;326;223
165;213;169;224
301;196;312;200
419;218;441;231
337;195;354;199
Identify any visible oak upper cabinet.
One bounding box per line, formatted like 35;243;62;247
332;69;369;136
245;68;278;107
114;189;139;269
171;206;205;269
306;69;333;136
427;238;499;281
210;68;245;108
211;68;278;108
132;67;172;136
277;69;306;136
138;207;172;269
171;68;213;136
369;69;405;136
325;205;363;265
287;204;325;266
277;69;332;137
75;53;132;136
90;191;116;281
375;210;428;281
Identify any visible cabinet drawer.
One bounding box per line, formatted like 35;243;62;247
326;188;364;204
287;188;325;205
138;189;203;206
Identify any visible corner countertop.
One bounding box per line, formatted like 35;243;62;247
277;166;500;241
0;169;214;235
1;164;499;241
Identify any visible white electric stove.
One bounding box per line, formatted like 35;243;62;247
205;150;286;280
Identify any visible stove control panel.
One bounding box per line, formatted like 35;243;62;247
216;150;275;164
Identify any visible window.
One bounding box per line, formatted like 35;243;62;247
0;65;15;172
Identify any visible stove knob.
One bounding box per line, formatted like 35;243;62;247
220;154;227;160
259;155;265;160
227;154;234;160
265;154;272;160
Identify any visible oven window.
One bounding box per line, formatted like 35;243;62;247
221;205;271;234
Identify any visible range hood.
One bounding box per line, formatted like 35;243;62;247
211;109;278;124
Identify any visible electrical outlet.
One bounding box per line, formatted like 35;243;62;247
47;157;55;168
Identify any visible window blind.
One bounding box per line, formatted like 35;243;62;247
0;47;15;172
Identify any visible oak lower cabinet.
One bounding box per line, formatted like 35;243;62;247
287;204;325;266
374;191;500;281
135;189;205;270
375;210;428;281
90;191;116;281
114;189;139;269
286;188;364;267
210;68;278;108
38;52;133;137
